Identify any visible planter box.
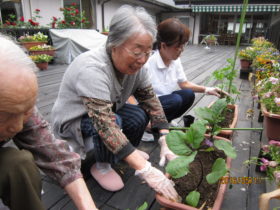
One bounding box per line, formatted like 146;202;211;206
208;102;239;139
20;41;48;50
29;49;55;57
156;137;232;210
36;62;49;70
261;105;280;141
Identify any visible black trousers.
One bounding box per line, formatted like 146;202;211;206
0;147;44;210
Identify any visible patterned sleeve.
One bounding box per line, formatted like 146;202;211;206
134;84;169;132
13;107;83;188
82;97;135;160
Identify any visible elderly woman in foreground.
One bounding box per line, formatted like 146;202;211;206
51;5;179;201
0;35;97;210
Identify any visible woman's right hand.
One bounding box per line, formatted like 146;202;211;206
135;161;180;202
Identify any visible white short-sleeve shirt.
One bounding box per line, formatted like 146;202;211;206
144;50;187;97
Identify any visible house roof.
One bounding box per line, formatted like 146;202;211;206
174;0;280;5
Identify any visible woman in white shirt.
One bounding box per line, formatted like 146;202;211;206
145;18;223;123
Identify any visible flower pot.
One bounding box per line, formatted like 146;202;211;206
20;41;48;50
206;40;216;45
156;136;232;210
29;49;55;56
240;59;252;70
36;62;49;70
101;32;109;35
261;105;280;141
208;102;239;139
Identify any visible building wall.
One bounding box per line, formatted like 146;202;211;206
22;0;63;27
95;0;166;32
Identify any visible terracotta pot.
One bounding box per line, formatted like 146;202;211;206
240;59;252;70
261;105;280;141
208;102;239;139
36;62;49;70
101;31;109;35
156;136;232;210
206;40;216;45
20;41;48;50
29;49;55;56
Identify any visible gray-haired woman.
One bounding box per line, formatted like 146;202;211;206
52;5;179;202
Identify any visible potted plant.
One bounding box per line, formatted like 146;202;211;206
238;47;255;71
156;100;237;209
29;44;56;56
245;140;280;210
255;75;280;140
205;59;239;139
18;32;48;50
30;54;53;70
204;34;217;45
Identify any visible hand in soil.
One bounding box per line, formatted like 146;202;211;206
135;161;180;202
159;136;178;166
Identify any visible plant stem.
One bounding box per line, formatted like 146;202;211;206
228;0;248;94
169;127;263;131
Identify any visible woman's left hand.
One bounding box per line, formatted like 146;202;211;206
205;87;229;98
158;135;177;167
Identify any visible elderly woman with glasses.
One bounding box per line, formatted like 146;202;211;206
144;18;224;125
51;5;179;202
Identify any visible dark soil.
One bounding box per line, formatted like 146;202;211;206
218;107;234;128
172;150;226;210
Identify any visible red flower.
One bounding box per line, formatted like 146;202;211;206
5;21;10;25
52;16;57;21
52;22;56;28
75;9;79;14
70;21;75;26
35;9;40;12
20;16;24;22
71;3;77;6
28;19;33;23
81;19;85;23
66;8;71;11
61;20;66;24
11;22;17;26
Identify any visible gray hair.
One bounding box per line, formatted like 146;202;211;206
0;34;37;73
106;5;157;53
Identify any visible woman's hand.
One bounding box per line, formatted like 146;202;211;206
135;161;180;202
204;87;229;98
158;135;177;167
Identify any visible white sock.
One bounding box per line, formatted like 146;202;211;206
95;162;112;174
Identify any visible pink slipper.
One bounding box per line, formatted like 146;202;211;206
90;162;124;191
136;149;149;160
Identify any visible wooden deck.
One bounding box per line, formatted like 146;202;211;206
1;45;271;210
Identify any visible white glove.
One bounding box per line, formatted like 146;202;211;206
135;161;180;202
204;87;223;97
158;135;177;167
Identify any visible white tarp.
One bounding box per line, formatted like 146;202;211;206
49;29;107;64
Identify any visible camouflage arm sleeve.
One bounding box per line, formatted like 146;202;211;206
133;85;169;131
82;97;134;157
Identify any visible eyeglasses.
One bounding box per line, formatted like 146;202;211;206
123;47;151;59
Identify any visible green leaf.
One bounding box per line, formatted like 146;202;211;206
214;139;237;159
137;202;148;210
194;107;215;124
185;191;200;207
206;158;227;184
166;152;197;178
185;121;207;149
211;98;227;116
166;131;192;155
